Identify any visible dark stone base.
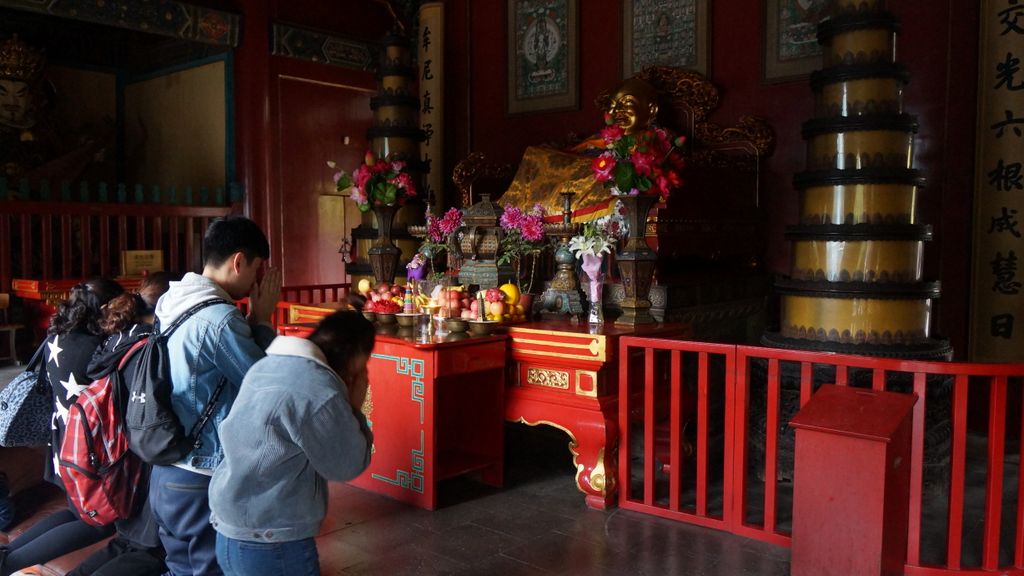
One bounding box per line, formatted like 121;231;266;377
761;331;953;360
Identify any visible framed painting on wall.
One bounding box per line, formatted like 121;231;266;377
507;0;579;114
622;0;709;77
763;0;827;82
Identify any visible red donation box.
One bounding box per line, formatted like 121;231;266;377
789;384;917;576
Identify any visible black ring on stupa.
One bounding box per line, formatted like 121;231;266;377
817;12;901;44
760;332;953;360
371;94;421;109
794;167;926;189
784;223;932;241
802;113;919;138
774;277;941;299
810;62;910;91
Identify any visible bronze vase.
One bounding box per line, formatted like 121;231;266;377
616;194;659;325
369;205;401;284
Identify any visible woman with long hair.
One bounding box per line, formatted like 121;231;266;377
0;278;124;576
65;272;173;576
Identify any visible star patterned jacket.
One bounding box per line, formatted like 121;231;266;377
41;328;106;487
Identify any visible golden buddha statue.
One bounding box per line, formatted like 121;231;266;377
605;77;660;136
0;35;111;184
0;35;49;179
500;77;664;221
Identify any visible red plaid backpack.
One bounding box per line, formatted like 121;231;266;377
58;339;148;526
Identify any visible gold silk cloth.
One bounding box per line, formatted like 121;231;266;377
500;146;615;222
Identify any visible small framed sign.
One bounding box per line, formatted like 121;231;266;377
121;250;165;276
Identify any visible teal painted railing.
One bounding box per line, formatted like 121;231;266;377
0;178;243;205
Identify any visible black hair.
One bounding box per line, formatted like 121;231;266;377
307;311;376;377
202;215;270;268
49;277;125;336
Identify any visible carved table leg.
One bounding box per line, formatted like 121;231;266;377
515;410;620;510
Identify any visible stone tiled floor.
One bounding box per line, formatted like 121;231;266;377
1;362;790;575
317;424;792;576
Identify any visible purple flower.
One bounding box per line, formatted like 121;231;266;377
520;215;545;242
500;206;526;231
439;208;463;235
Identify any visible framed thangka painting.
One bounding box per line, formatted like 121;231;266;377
764;0;827;81
622;0;709;77
507;0;579;114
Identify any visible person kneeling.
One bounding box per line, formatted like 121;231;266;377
209;311;374;576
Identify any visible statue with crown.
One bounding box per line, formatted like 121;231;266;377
0;34;111;185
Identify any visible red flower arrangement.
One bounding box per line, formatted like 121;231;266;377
427;207;464;243
591;116;685;202
498;204;546;288
330;151;417;213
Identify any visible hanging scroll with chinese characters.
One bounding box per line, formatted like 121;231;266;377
418;2;444;215
970;0;1024;361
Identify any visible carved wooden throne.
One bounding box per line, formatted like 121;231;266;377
453;67;776;341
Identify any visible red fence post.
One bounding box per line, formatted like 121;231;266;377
790;385;917;576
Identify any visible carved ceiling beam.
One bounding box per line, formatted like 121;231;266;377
0;0;240;47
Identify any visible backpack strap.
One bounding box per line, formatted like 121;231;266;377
118;339;150;370
156;298;234;339
154;297;234;453
186;376;227;451
28;339;50;396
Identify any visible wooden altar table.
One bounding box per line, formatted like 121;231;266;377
505;320;690;509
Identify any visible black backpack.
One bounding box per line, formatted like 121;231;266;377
125;298;232;465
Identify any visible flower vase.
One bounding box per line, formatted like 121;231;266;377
581;252;605;325
615;194;659;325
369;205;401;284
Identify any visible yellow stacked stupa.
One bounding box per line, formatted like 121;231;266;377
763;0;950;358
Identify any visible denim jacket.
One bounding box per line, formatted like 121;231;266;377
209;336;372;542
154;273;276;473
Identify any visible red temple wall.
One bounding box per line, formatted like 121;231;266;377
229;0;979;357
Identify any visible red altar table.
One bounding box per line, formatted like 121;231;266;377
505;320;689;509
327;328;506;510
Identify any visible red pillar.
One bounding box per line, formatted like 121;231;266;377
234;0;277;265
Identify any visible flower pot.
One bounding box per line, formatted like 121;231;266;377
616;194;659;325
369;205;402;284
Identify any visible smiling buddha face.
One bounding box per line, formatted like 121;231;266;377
607;78;659;135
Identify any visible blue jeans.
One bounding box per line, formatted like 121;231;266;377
149;465;221;576
215;534;319;576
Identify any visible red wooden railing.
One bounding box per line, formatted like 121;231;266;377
0;199;234;291
619;337;1024;575
237;283;352;329
280;284;350;305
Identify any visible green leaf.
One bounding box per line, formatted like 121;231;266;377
614;163;635;191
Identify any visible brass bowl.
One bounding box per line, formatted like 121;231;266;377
446;318;470;333
396;313;422;327
467;320;498;336
376;312;397;325
444;331;470;342
362;311;376;322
